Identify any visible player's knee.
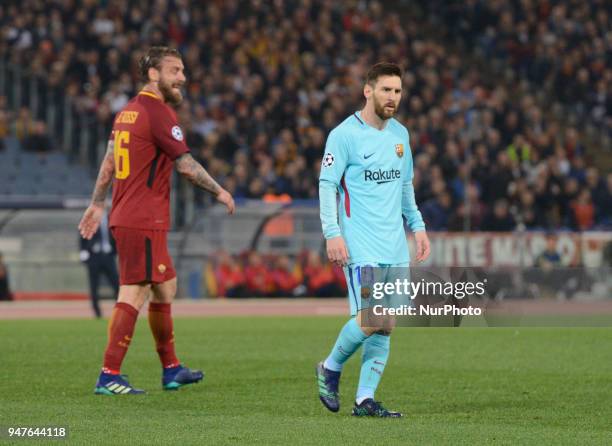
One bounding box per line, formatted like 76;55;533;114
117;296;146;311
356;314;392;336
384;316;396;333
150;278;177;303
149;292;174;304
358;319;393;336
360;326;392;336
360;325;377;336
117;284;150;310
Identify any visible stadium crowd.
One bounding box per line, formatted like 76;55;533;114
1;0;611;230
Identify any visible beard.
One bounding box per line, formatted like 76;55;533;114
159;78;183;106
373;96;397;120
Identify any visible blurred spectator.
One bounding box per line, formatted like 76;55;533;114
535;234;562;269
79;212;118;318
214;250;246;298
447;184;485;231
529;232;585;299
0;252;12;301
422;191;453;230
303;251;344;297
270;255;303;297
515;190;545;229
570;189;595;231
601;174;612;226
482;152;515;205
13;107;34;141
244;251;275;297
22;121;53;153
604;241;612;268
0;99;9;143
559;177;580;224
585;167;607;222
482;199;516;232
526;233;564;299
103;82;129;114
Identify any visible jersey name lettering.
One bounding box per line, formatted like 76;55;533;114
115;111;139;124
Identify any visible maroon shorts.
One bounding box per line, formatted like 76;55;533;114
111;227;176;285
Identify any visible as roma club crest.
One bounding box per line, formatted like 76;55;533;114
395;144;404;158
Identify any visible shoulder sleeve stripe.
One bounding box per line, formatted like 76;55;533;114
347;266;358;310
340;174;351;218
138;91;162;101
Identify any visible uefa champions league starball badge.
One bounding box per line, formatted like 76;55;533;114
322;153;335;167
171;125;184;141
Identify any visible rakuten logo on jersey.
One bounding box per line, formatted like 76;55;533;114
364;168;401;184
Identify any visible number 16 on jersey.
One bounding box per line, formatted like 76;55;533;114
113;130;130;179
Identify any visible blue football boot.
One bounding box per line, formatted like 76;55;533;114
162;365;204;390
94;372;146;395
315;361;341;412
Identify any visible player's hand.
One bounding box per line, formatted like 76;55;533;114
326;236;349;266
78;203;104;240
414;230;430;263
216;188;235;215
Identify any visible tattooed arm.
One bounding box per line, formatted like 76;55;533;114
78;142;115;239
175;153;221;195
175;153;235;214
91;144;115;206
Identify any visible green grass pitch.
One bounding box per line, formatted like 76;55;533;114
1;317;611;445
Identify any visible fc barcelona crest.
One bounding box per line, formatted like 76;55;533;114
395;144;404;158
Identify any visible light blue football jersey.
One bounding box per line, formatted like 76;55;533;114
319;111;424;265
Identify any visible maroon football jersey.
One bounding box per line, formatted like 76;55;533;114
109;91;189;230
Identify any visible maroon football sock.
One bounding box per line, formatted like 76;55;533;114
102;302;139;374
148;302;180;368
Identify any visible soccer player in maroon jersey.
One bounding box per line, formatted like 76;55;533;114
79;46;235;395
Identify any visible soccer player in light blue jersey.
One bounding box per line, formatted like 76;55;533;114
316;62;430;418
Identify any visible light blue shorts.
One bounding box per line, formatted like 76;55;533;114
343;262;411;316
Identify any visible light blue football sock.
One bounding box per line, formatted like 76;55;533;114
356;333;390;403
323;318;367;372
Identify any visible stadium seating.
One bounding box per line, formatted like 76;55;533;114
0;137;93;197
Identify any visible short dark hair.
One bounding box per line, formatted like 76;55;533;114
138;46;182;81
366;62;402;86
